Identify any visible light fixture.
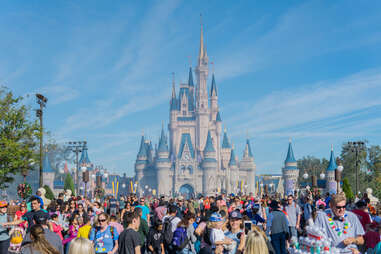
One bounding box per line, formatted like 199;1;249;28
81;166;87;172
337;165;344;172
303;172;309;179
320;173;326;179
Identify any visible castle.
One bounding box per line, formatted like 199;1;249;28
134;23;256;197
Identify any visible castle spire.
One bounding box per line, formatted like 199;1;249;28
157;127;168;152
229;146;237;166
222;128;231;148
170;73;177;111
244;139;253;158
188;67;194;87
43;152;55;173
204;130;215;153
327;145;337;171
285;140;296;163
199;14;208;63
137;135;148;158
210;74;217;97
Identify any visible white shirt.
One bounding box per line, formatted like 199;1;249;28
162;215;181;232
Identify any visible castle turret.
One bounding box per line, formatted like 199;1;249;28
240;139;256;195
156;127;172;196
135;135;148;195
188;67;195;112
228;146;238;194
326;145;338;194
202;131;217;195
210;74;218;118
221;129;231;169
282;140;299;196
42;152;55;191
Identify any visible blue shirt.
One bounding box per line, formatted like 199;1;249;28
89;226;119;253
0;213;9;241
224;230;242;254
136;205;150;221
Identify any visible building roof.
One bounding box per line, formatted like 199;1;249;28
216;111;222;122
229;148;237;166
284;141;296;164
137;135;148;158
222;129;231;148
79;144;91;165
188;67;194;87
178;133;195;158
245;139;253;158
327;147;337;171
210;74;217;97
204;131;215;153
43;153;55;173
157;127;169;153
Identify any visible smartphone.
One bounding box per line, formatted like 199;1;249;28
244;221;252;233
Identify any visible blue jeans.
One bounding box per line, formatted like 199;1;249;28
271;232;286;254
289;226;297;238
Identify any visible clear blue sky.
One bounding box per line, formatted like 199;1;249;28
2;0;381;176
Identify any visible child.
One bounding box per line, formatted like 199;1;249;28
147;219;164;254
208;213;233;254
49;214;63;241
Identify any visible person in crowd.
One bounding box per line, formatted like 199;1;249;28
303;196;313;226
49;214;63;241
0;201;10;253
284;195;300;238
136;198;150;226
172;212;196;254
118;211;141;254
109;196;119;216
62;216;79;253
242;229;268;254
77;215;92;239
21;224;60;254
154;201;167;221
89;212;119;254
352;200;372;231
224;209;243;254
74;203;88;221
68;237;95;254
315;192;365;253
267;200;289;254
208;212;232;254
135;207;149;254
162;205;181;233
14;201;27;227
147;218;164;254
109;215;124;235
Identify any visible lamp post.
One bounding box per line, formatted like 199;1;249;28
36;93;47;187
66;141;86;195
336;158;344;193
347;141;365;195
81;166;89;198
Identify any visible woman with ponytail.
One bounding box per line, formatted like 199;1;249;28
21;224;60;254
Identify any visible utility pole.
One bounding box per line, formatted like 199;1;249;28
348;141;365;196
36;94;47;188
67;141;86;195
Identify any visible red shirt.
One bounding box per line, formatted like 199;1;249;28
364;230;380;249
352;209;371;230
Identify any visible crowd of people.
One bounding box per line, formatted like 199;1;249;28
0;189;379;254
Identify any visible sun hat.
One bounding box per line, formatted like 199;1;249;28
0;201;7;208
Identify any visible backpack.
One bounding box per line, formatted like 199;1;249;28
163;216;175;246
172;226;189;251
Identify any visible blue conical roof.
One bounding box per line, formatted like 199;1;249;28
222;130;231;148
188;67;194;87
327;147;337;171
229;148;237;166
204;131;215;153
246;139;253;157
158;128;168;153
170;82;177;111
79;144;91;164
137;135;148;157
43;153;55;173
210;74;217;96
285;142;296;163
216;112;222;122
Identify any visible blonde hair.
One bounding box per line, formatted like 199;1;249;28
331;192;346;206
244;230;268;254
68;237;95;254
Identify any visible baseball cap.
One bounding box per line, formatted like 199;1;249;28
33;211;49;224
0;201;8;208
209;212;223;222
229;209;242;220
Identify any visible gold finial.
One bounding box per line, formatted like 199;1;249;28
289;137;292;143
224;127;227;133
331;144;333;151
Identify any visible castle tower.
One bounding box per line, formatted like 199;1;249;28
326;146;338;194
202;131;217;195
156;127;172;196
228;146;238;194
282;140;299;196
240;139;256;195
42;152;55;191
135;135;148;195
195;19;210;151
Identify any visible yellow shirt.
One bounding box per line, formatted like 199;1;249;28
77;224;92;239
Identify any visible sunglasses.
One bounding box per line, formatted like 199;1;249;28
99;219;107;222
336;205;346;210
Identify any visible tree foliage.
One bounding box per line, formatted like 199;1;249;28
342;178;354;201
297;156;329;184
43;185;55;200
0;87;39;189
64;173;75;195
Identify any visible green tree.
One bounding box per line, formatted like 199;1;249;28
0;87;39;189
342;178;354;201
43;185;55;200
64;173;75;195
297;156;329;184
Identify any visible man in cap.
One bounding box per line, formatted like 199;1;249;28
224;210;243;254
22;211;63;254
267;200;289;254
352;200;372;231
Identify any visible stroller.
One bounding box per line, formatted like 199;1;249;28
8;226;25;253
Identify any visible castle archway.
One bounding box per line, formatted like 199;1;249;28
179;184;194;199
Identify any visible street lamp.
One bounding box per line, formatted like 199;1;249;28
347;141;365;195
36;93;47;187
336;158;344;193
66;141;86;195
81;166;89;198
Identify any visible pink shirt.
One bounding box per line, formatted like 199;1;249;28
109;222;124;235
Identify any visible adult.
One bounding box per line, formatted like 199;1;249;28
284;195;301;238
0;201;10;254
135;207;149;254
68;237;95;254
351;200;372;231
20;224;59;254
173;212;197;254
89;212;119;254
118;211;141;254
154;201;167;221
243;229;269;254
23;211;63;254
224;209;244;254
267;200;289;254
162;205;181;232
136;198;150;226
109;196;118;216
315;192;365;253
